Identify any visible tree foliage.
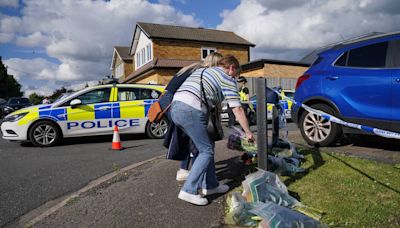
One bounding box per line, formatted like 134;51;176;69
0;57;23;99
29;93;44;105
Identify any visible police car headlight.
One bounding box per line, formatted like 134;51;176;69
3;112;29;122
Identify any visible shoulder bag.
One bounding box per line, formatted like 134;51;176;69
200;70;224;141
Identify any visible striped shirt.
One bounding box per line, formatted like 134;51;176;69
175;67;241;108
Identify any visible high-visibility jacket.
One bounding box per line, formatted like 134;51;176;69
239;87;248;102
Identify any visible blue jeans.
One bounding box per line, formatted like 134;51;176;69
171;101;219;194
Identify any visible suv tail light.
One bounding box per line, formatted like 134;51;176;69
295;74;310;90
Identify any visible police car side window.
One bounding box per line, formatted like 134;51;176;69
139;89;160;100
60;88;111;106
118;88;140;101
76;88;111;105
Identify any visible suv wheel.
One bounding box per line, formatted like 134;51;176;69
146;117;169;139
299;104;342;146
29;120;61;147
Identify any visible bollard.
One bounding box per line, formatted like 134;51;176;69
256;77;268;170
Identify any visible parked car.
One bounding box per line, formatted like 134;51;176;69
249;89;294;121
1;97;32;118
1;84;167;147
221;89;294;124
0;98;7;118
292;31;400;146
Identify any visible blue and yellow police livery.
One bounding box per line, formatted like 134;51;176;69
0;84;167;147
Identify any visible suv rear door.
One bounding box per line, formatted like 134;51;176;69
326;40;392;130
388;38;400;132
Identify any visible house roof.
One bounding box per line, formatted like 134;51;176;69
110;46;132;70
130;22;255;55
241;59;310;72
123;58;198;83
115;46;131;60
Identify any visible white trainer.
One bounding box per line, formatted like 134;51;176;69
178;190;208;205
201;184;230;196
176;169;189;181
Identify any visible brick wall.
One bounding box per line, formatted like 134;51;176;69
242;63;308;79
134;69;178;85
153;40;249;64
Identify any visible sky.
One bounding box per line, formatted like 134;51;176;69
1;0;400;96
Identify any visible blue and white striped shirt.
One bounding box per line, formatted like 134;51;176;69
176;67;241;108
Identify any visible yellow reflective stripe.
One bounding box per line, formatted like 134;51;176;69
18;107;39;126
119;101;145;118
111;87;118;102
67;105;95;121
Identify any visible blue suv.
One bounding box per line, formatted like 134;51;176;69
292;32;400;146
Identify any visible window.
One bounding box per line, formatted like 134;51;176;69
118;88;140;101
334;52;348;66
73;88;111;105
136;52;141;68
117;88;161;101
201;47;217;59
347;42;388;68
146;44;151;61
139;89;161;100
136;44;153;69
141;48;145;65
388;40;400;68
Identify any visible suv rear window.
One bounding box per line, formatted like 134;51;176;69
334;41;388;68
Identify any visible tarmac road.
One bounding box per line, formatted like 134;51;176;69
0;133;165;227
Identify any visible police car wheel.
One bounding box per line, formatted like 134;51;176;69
29;120;61;147
146;118;169;139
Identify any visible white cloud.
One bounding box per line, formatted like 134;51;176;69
0;15;20;42
0;15;21;33
0;32;14;42
218;0;400;61
0;0;19;8
16;32;51;47
2;0;200;94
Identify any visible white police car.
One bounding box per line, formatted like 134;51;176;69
0;84;168;147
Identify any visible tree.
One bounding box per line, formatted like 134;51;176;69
29;93;44;105
0;56;23;99
49;86;73;101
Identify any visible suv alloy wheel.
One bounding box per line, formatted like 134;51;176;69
299;104;342;146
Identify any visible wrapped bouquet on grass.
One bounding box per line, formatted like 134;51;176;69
242;170;324;221
250;202;325;228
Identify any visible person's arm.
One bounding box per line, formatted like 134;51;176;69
232;106;254;141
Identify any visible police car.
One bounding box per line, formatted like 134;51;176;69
221;90;294;124
0;84;168;147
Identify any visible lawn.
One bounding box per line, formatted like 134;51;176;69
281;147;400;227
226;147;400;227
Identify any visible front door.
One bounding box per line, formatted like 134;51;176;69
64;87;113;136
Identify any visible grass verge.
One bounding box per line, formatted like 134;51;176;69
281;147;400;227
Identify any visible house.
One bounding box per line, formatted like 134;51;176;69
240;59;310;95
110;46;133;82
121;22;255;85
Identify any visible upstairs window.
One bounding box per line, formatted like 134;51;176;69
136;43;153;69
201;47;217;60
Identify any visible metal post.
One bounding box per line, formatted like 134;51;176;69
256;77;267;170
